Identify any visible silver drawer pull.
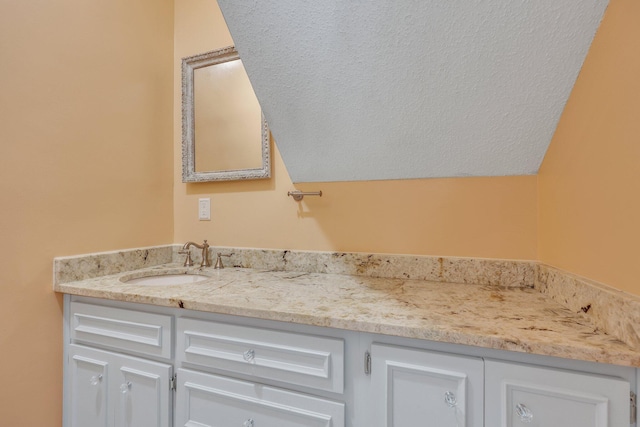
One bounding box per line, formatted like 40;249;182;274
89;374;103;386
243;418;254;427
243;349;255;362
515;403;533;423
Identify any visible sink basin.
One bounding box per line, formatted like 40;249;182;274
121;273;209;286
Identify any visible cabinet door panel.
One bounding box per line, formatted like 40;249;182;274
115;354;173;427
176;368;344;427
485;359;630;427
370;343;484;427
68;346;110;427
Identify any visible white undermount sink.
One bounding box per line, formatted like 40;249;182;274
121;273;209;286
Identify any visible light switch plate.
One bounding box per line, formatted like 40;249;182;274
198;198;211;221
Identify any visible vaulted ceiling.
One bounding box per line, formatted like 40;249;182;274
217;0;608;182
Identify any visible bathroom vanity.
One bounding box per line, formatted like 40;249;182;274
56;246;640;427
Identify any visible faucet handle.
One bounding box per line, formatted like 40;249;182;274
214;253;232;269
178;249;194;267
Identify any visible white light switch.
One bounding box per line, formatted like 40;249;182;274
198;198;211;221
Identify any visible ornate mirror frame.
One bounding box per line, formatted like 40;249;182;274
181;46;271;182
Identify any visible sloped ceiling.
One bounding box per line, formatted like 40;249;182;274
217;0;608;182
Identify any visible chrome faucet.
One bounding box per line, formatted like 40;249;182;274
180;240;211;268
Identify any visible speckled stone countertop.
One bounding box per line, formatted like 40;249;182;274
53;249;640;368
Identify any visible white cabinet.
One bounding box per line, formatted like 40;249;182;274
485;359;630;427
64;297;636;427
369;344;632;427
175;368;345;427
68;344;172;427
66;301;174;427
66;300;345;427
370;343;484;427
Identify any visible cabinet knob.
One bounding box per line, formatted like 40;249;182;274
515;403;533;423
243;349;255;362
89;374;103;386
120;381;132;394
444;391;457;408
243;418;254;427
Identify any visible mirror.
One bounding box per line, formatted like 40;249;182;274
182;46;270;182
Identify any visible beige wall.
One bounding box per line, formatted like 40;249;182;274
174;0;538;260
538;0;640;296
5;0;634;423
0;0;174;424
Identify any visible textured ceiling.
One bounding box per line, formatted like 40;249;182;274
217;0;608;182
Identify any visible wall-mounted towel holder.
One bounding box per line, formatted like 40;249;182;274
287;190;322;201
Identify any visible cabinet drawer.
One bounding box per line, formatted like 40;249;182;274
176;368;345;427
485;360;630;427
177;317;344;393
70;302;172;359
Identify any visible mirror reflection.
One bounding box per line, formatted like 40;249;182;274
182;47;270;182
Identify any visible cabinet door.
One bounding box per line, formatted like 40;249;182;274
485;359;630;427
370;343;484;427
68;344;172;427
68;345;110;427
114;352;173;427
175;368;345;427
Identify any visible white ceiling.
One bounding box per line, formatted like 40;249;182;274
217;0;608;182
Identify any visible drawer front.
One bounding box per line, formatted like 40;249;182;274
485;360;630;427
70;302;172;359
176;368;345;427
177;317;344;393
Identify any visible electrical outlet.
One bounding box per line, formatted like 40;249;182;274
198;198;211;221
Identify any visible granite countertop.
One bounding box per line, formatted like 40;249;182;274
54;261;640;367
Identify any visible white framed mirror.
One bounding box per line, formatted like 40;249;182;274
182;46;271;182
